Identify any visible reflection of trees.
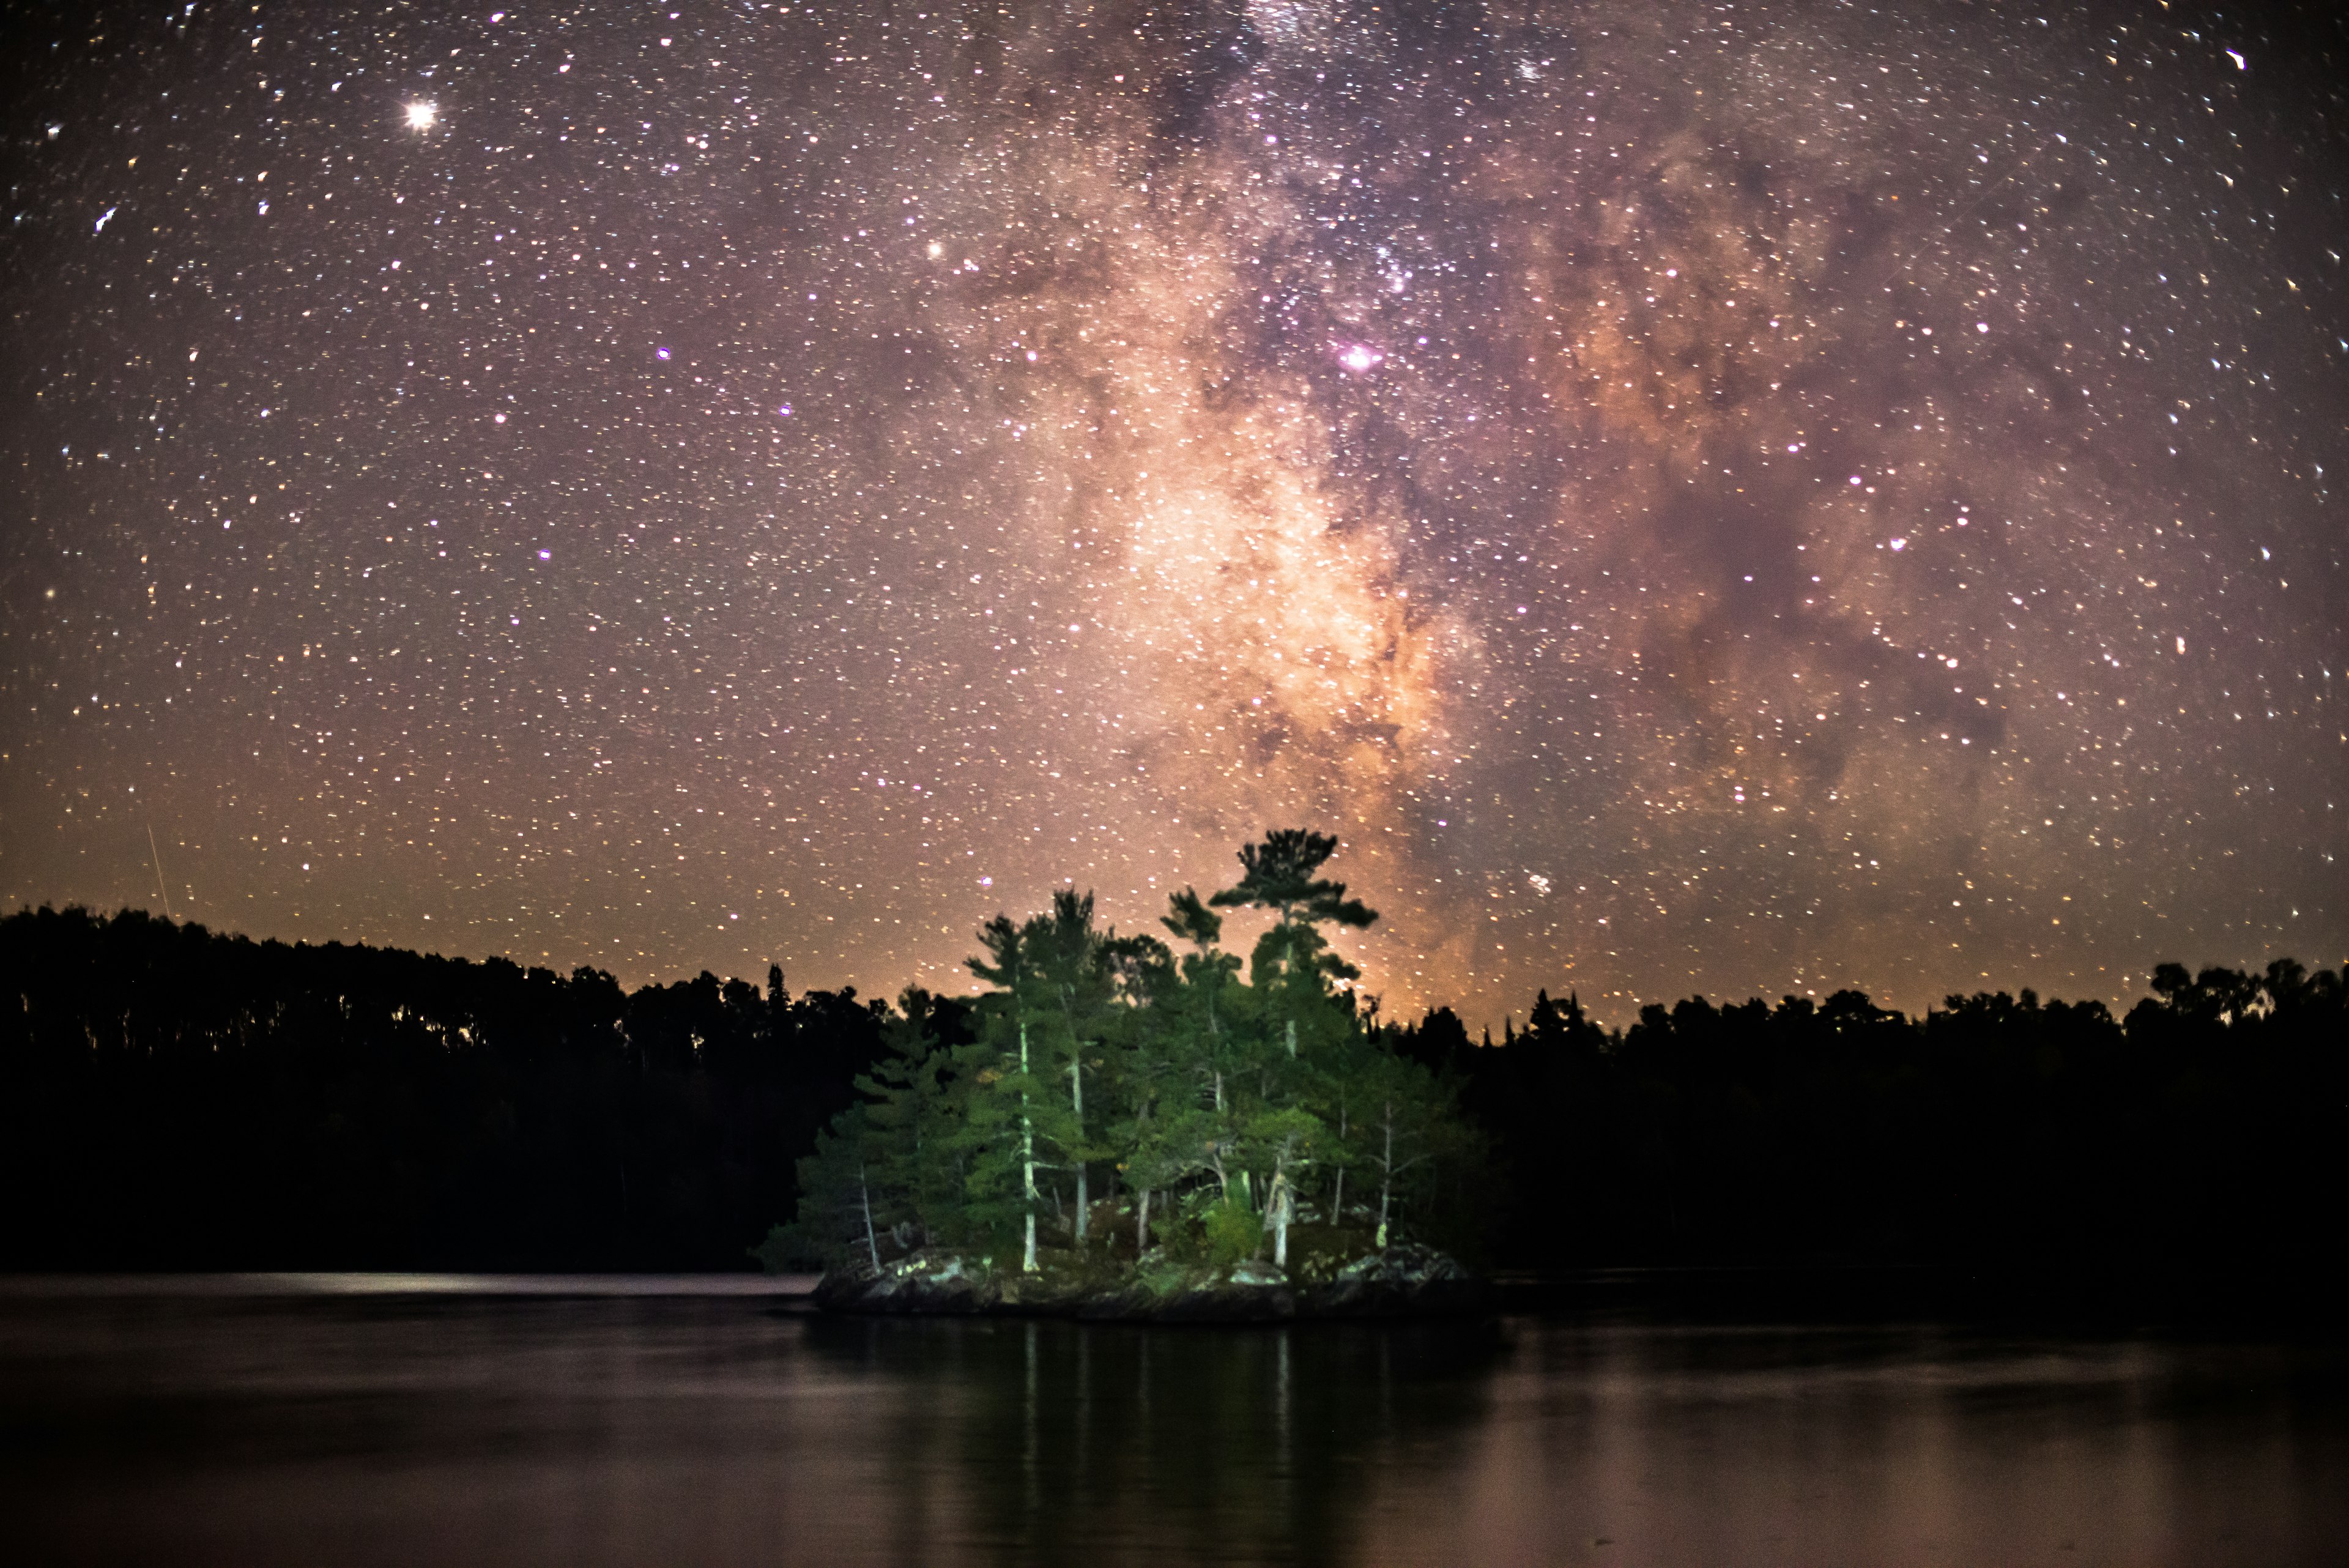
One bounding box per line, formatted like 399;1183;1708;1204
800;1317;1499;1567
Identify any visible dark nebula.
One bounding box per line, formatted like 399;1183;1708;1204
4;0;2343;1020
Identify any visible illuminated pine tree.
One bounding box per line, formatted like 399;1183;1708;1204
958;914;1050;1272
854;986;961;1245
1210;828;1377;1059
1024;890;1124;1249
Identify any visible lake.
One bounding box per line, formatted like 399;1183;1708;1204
2;1276;2341;1566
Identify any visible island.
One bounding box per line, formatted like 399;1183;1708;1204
765;830;1494;1320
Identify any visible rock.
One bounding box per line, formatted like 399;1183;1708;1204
1300;1242;1492;1318
1072;1284;1160;1321
1151;1279;1296;1322
813;1243;1488;1322
813;1249;1003;1314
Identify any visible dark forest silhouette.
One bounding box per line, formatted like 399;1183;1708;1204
2;900;2342;1288
1409;965;2345;1297
0;904;917;1269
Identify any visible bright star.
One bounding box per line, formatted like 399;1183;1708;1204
1338;344;1383;373
404;102;437;131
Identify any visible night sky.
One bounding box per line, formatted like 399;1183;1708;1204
4;0;2343;1023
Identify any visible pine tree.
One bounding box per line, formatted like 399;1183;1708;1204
855;986;959;1246
1136;886;1250;1216
1026;890;1119;1248
776;1102;888;1271
959;914;1050;1272
1210;828;1376;1061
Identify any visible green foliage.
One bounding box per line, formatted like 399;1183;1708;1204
772;1103;886;1270
1201;1202;1264;1269
749;1222;816;1274
1209;829;1376;931
854;987;959;1241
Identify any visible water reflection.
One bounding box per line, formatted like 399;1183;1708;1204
798;1314;1500;1566
1;1279;2340;1566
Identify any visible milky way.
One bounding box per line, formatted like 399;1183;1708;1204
4;0;2344;1021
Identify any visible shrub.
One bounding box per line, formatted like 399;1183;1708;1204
1202;1202;1263;1271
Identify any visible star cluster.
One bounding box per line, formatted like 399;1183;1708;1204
3;0;2343;1020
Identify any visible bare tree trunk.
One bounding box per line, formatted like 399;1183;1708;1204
1137;1187;1151;1254
1285;1018;1297;1058
1332;1092;1348;1222
1071;1055;1088;1246
1267;1170;1293;1269
859;1162;882;1274
1376;1102;1394;1249
1020;1020;1039;1273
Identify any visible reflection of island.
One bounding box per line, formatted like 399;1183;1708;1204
769;833;1494;1313
800;1313;1504;1567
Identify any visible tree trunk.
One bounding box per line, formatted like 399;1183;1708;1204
1137;1187;1151;1254
1332;1093;1348;1222
1267;1170;1293;1269
859;1162;882;1274
1020;1020;1039;1273
1285;1018;1297;1058
1376;1102;1393;1249
1071;1056;1088;1246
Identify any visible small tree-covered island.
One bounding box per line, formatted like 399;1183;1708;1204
766;830;1494;1320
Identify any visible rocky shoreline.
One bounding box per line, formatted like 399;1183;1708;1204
812;1243;1491;1323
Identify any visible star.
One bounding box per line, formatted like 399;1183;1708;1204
1;0;2336;1025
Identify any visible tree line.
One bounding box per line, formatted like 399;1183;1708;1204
2;842;2341;1284
1419;959;2345;1295
0;902;892;1268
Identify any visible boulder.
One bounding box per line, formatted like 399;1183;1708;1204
813;1249;1003;1314
1149;1278;1297;1322
1300;1242;1492;1318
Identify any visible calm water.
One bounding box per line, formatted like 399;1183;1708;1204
2;1277;2342;1567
